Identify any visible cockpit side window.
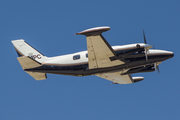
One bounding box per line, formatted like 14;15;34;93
86;53;88;58
73;55;80;60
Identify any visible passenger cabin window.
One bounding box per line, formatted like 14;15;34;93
138;51;144;54
73;55;80;60
86;53;88;58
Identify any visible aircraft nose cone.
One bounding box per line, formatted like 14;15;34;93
167;51;174;55
166;51;174;58
169;52;174;58
154;50;174;60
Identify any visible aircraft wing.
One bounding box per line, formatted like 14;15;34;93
76;27;124;69
95;72;134;84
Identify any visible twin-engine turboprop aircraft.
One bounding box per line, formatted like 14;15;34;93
12;26;174;84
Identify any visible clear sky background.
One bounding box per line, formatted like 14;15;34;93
0;0;179;120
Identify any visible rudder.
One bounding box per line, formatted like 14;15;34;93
12;39;48;63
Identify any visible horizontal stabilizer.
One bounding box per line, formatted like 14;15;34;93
17;56;41;69
17;56;47;80
26;71;47;80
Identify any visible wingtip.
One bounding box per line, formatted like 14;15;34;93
76;26;111;36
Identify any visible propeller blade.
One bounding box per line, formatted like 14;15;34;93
145;48;148;61
154;63;160;73
143;30;147;44
143;30;150;61
157;65;160;73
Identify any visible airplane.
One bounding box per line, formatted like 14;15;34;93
11;26;174;84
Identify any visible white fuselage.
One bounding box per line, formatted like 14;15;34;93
43;43;173;66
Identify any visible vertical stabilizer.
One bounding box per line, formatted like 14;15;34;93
12;39;48;63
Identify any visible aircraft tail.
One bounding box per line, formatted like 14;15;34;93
12;39;48;80
11;39;48;63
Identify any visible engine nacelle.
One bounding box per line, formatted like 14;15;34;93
121;66;155;75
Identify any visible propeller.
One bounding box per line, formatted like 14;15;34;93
143;30;160;73
143;30;149;61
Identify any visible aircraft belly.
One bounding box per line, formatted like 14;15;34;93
25;61;141;76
